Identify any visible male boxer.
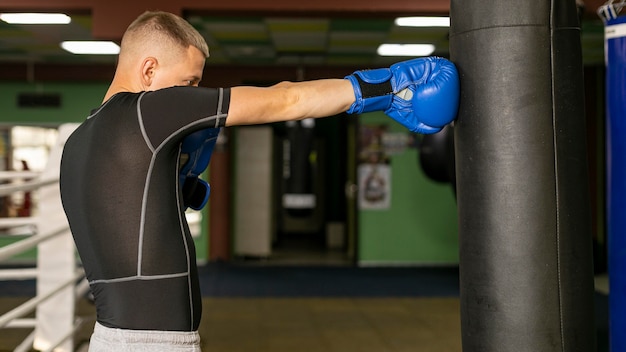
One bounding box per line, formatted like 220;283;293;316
59;10;459;351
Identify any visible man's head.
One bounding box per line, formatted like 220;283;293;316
117;11;209;91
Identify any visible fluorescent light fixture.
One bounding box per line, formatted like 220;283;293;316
395;16;450;27
0;13;71;24
377;44;435;57
61;41;120;55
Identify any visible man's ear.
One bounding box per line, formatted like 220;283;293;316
141;57;158;87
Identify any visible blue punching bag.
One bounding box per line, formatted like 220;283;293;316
604;11;626;352
450;0;596;350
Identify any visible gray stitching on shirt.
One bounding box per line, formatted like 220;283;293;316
89;272;189;285
216;88;224;128
137;92;156;152
136;92;156;276
87;96;118;120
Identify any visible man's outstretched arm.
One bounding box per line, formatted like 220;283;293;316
226;78;355;126
225;57;460;134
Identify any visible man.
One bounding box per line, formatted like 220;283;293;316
59;10;459;352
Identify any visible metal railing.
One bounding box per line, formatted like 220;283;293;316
0;124;84;352
0;123;204;351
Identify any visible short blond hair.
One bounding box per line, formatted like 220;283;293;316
120;11;209;59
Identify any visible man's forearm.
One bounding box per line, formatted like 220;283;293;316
226;79;355;126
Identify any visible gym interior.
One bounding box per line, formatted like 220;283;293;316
0;0;618;351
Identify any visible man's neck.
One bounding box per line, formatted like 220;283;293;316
102;71;140;103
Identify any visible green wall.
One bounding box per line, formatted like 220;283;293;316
358;112;459;265
0;81;108;124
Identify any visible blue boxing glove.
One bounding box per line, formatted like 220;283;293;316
345;57;460;134
179;128;220;210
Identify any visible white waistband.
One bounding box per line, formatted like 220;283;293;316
90;322;201;351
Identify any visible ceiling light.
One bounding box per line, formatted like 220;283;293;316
377;44;435;57
0;13;71;24
61;41;120;55
395;16;450;27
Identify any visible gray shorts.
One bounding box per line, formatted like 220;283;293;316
88;322;201;352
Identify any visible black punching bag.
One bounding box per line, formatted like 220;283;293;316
449;1;596;351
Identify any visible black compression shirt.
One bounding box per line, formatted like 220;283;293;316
60;86;230;331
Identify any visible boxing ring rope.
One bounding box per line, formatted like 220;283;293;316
0;123;86;352
0;226;68;264
0;123;204;351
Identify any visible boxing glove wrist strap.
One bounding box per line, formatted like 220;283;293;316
345;68;394;114
353;74;392;99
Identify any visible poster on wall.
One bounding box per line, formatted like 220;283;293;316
358;124;391;210
358;162;391;209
